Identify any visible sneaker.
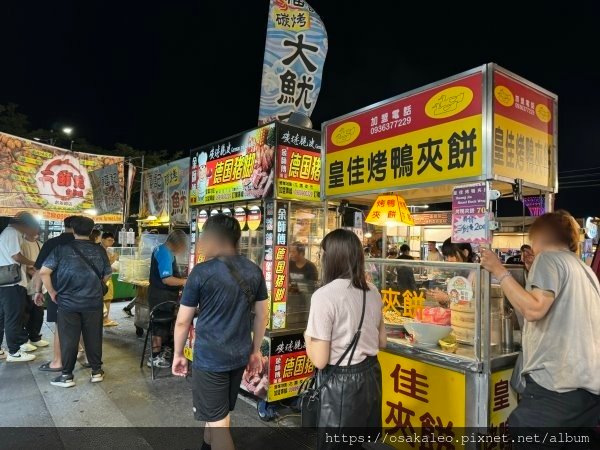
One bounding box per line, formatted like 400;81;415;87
147;355;171;368
31;339;49;348
20;342;37;352
162;347;173;360
90;370;104;383
7;351;36;362
0;349;6;360
50;374;75;388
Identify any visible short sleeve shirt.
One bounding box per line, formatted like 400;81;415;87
0;226;27;288
524;250;600;394
305;279;382;365
180;255;268;371
43;240;112;312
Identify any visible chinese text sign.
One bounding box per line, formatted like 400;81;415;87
258;0;328;124
324;73;483;197
451;182;490;244
493;71;555;189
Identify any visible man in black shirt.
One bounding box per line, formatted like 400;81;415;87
173;214;268;450
289;242;318;283
397;244;417;293
40;216;111;388
33;216;75;372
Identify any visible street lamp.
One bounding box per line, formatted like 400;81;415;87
62;127;74;149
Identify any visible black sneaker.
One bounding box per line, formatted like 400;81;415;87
90;370;104;383
51;374;75;388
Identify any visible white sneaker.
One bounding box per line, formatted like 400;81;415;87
20;342;37;352
51;374;75;388
147;355;171;368
90;370;104;383
7;351;36;362
31;339;49;348
0;349;6;360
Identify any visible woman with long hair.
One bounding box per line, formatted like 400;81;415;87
481;212;600;447
305;229;386;449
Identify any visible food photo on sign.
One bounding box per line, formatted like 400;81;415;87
190;125;276;205
0;131;124;221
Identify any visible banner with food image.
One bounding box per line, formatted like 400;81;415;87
141;157;189;224
0;131;124;222
89;164;123;215
189;124;276;206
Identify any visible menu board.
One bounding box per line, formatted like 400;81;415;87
451;182;490;244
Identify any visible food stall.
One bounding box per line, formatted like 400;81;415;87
322;63;557;446
118;158;191;334
186;121;332;405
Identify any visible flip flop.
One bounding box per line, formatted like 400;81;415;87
39;362;63;372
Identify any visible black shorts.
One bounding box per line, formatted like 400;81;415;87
46;293;57;323
192;366;245;422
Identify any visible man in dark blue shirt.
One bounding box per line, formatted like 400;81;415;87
40;216;111;388
33;215;75;372
173;214;268;450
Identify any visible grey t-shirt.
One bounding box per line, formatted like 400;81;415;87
524;250;600;394
306;279;382;365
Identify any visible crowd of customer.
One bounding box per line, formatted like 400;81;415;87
2;210;599;450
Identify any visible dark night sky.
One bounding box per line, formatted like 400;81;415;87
3;1;600;216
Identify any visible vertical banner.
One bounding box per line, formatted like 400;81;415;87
142;166;166;218
263;201;275;328
124;162;137;222
258;0;328;124
142;158;189;223
451;182;490;244
89;164;124;215
272;202;288;329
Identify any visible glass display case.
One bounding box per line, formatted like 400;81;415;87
366;258;526;370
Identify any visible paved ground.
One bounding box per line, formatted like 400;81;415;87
0;300;318;450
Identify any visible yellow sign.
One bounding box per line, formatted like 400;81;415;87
380;351;466;448
269;376;306;401
366;194;414;226
494;86;514;107
381;288;425;319
493;114;552;187
489;368;518;430
326;115;483;197
272;6;311;31
331;121;361;146
535;104;552;123
425;86;474;119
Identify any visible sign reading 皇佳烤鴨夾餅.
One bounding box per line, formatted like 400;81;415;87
189;124;276;206
324;72;483;198
276;124;321;201
493;70;556;189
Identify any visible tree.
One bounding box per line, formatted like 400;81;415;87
0;103;30;137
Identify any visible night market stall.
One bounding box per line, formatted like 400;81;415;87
185;121;332;412
321;63;557;445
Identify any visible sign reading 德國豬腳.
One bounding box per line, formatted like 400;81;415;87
324;72;484;198
493;70;556;189
189;124;276;206
276;124;321;201
0;131;124;223
379;351;466;448
268;333;314;401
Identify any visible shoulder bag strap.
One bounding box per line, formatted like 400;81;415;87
311;288;367;396
218;256;255;305
70;242;102;280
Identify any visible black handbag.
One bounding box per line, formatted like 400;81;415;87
0;263;21;286
299;289;367;428
70;243;109;296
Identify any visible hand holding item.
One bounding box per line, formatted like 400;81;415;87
172;355;188;377
49;290;57;303
246;351;263;377
480;248;504;277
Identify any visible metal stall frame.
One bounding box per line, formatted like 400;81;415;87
320;63;557;436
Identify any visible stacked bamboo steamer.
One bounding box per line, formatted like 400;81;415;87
451;284;503;344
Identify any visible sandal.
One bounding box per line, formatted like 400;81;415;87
39;362;63;372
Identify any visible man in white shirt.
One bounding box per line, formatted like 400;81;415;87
426;241;443;261
0;212;39;362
